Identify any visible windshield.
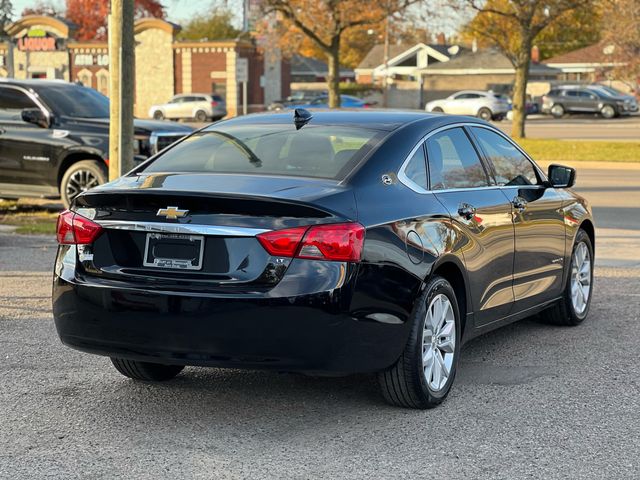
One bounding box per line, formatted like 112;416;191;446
36;85;110;118
142;124;386;180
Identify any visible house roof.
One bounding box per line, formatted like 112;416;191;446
545;42;622;65
423;49;560;75
290;55;354;77
356;43;455;70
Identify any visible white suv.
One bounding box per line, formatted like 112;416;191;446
149;94;227;122
425;90;509;121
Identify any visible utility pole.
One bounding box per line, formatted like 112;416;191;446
382;12;390;108
108;0;135;181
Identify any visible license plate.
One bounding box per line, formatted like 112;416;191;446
143;233;205;270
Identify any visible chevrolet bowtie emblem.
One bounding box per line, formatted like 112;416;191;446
156;206;189;220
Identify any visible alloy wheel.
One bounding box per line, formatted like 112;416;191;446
66;169;100;201
570;241;591;315
422;294;456;392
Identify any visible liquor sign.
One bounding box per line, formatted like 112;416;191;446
17;28;65;52
74;54;109;67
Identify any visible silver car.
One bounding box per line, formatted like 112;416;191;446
425;90;510;121
149;94;227;122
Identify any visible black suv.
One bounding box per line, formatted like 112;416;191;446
0;79;193;207
541;86;634;119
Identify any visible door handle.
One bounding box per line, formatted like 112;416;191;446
458;203;477;220
512;196;527;212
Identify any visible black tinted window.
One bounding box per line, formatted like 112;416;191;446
143;124;385;180
426;128;488;190
35;85;109;118
0;88;36;110
403;145;428;189
471;127;538;186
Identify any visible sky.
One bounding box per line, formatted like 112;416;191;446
10;0;244;26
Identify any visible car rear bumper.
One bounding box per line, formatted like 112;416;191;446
52;248;413;374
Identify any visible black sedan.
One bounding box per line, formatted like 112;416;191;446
52;110;595;409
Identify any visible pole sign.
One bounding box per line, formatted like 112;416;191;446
236;58;248;83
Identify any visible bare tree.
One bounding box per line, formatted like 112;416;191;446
263;0;419;108
459;0;594;138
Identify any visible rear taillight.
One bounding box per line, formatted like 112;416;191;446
256;223;365;262
56;210;103;245
211;101;219;107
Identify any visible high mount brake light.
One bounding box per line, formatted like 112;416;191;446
56;210;103;245
257;223;365;262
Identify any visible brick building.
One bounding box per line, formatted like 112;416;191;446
0;15;290;118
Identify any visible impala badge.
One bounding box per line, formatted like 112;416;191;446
157;206;189;220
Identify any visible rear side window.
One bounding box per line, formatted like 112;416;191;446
142;124;385;180
426;127;489;190
471;127;539;186
403;145;428;189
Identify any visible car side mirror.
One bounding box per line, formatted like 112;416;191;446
21;108;50;128
548;164;576;188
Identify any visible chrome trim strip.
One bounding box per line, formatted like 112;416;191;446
397;121;547;194
97;220;268;237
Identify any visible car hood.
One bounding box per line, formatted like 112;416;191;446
61;117;194;135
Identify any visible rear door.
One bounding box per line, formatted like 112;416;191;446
469;126;567;313
426;126;515;326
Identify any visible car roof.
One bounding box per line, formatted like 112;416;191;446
207;110;488;132
453;90;488;96
0;78;80;89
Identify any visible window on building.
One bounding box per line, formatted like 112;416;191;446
97;72;109;96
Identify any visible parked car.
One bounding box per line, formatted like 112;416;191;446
541;86;634;118
286;94;374;109
588;85;638;112
425;90;509;121
149;93;227;122
267;90;326;111
52;110;594;409
0;79;192;207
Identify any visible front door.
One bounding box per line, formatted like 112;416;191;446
0;86;54;187
470;126;567;313
426;126;515;326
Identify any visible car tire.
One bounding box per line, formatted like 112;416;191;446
477;107;492;121
195;110;208;122
600;104;616;119
550;104;565;118
152;110;164;120
377;275;461;409
431;107;444;113
60;160;107;208
539;229;594;326
111;358;184;381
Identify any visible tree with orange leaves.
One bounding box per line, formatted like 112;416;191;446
65;0;164;41
263;0;420;107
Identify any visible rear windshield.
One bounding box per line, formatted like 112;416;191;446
142;124;386;179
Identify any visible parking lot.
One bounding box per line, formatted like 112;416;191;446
1;164;639;479
497;115;640;140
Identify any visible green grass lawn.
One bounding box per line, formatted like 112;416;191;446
0;200;58;235
518;139;640;163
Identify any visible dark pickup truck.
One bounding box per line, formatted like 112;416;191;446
0;79;193;207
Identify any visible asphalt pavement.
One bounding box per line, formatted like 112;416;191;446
1;165;639;479
497;115;640;140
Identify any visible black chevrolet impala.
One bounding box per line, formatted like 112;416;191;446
52;110;595;408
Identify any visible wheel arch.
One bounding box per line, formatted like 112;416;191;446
429;256;471;336
57;151;107;192
579;218;595;254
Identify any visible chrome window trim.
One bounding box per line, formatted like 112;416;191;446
149;131;190;155
96;220;268;237
397;121;547;195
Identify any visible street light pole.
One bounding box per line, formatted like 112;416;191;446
382;11;390;108
108;0;135;181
